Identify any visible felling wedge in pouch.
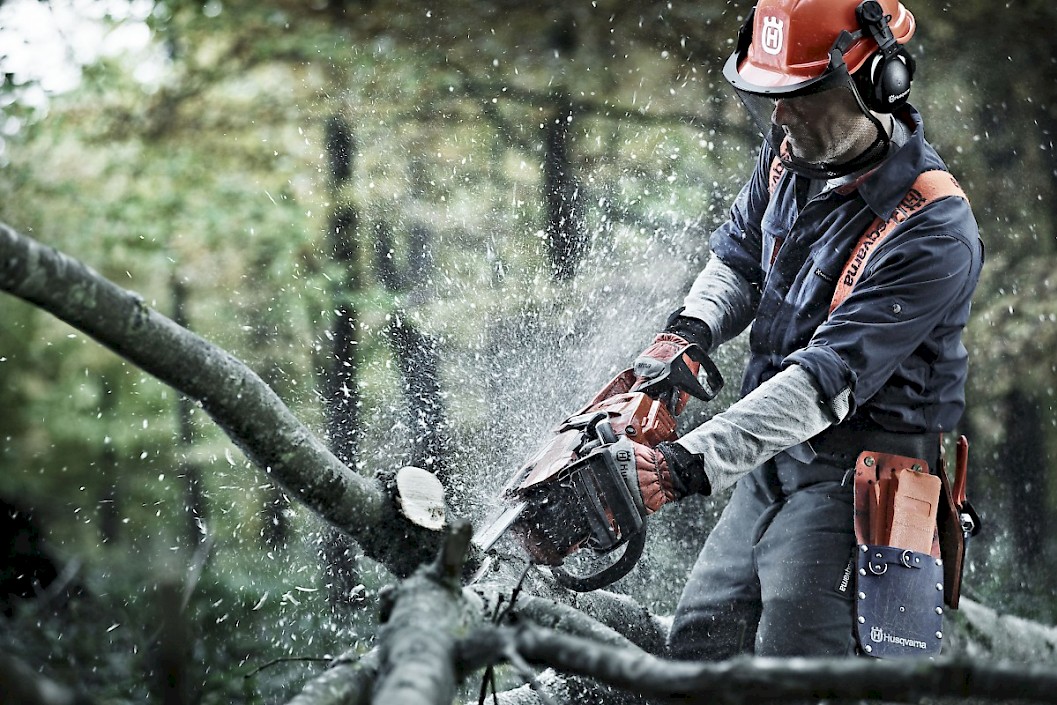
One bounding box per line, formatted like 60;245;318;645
474;343;723;592
852;442;979;658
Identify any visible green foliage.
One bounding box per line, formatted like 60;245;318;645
2;0;1057;700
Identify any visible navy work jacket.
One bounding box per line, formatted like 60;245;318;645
711;107;983;433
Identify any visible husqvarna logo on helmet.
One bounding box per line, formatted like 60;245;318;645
761;16;784;55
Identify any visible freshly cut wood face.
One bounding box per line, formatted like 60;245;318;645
395;465;446;531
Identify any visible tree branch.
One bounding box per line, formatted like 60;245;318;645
284;649;380;705
506;623;1057;703
372;521;476;705
467;583;643;652
0;223;439;576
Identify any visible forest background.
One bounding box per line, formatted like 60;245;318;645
1;0;1056;702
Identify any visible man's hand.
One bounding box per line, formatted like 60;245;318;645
633;333;702;415
620;440;710;515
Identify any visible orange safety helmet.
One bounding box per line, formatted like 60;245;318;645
723;0;918;178
731;0;915;91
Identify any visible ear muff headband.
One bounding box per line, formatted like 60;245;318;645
854;0;915;112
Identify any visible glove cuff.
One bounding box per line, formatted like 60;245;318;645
664;307;713;353
657;441;711;497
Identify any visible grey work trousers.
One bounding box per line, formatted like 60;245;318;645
668;454;859;659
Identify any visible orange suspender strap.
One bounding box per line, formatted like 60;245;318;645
767;156;785;195
829;169;968;313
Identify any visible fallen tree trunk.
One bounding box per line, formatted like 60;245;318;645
292;523;1057;705
283;649;380;705
0;222;440;577
500;625;1057;703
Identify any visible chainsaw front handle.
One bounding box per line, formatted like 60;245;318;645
631;342;724;404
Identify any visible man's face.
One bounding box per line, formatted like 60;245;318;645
772;86;879;166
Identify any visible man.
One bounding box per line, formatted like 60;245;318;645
622;0;983;659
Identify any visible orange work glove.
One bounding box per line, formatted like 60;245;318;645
633;333;701;415
620;440;709;515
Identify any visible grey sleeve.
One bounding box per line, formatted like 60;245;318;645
680;255;760;349
675;364;851;496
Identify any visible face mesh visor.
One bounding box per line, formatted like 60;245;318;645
731;74;890;180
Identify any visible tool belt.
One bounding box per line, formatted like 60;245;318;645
850;437;979;659
808;423;941;473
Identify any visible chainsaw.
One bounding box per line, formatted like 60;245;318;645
474;342;723;592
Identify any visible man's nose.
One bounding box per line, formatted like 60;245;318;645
772;99;792;125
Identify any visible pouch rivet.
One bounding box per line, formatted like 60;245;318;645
936;631;943;639
858;616;865;624
860;545;869;552
864;645;873;653
858;592;866;600
936;583;943;591
899;606;906;612
859;568;867;576
912;463;923;472
936;558;943;567
864;456;875;467
935;607;943;615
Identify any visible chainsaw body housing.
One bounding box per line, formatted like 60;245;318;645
503;385;677;566
475;345;722;591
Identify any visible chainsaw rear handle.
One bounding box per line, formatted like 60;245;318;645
632;342;724;404
552;526;647;592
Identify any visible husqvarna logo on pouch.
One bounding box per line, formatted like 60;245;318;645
761;16;784;55
869;626;928;650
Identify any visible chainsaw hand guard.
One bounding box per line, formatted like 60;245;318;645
632;337;723;414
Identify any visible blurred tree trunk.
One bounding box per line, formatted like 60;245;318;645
374;220;451;478
387;314;450;476
321;114;366;607
240;249;295;549
149;579;198;705
544;94;586;282
323;116;361;461
171;276;208;547
999;388;1046;562
97;376;122;547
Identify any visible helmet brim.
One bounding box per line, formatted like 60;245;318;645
723;49;850;98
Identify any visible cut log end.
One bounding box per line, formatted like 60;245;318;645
395;466;447;531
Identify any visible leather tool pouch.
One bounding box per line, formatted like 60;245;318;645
936;436;979;609
853;452;944;658
935;460;965;609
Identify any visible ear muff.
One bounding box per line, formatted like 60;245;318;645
854;0;916;112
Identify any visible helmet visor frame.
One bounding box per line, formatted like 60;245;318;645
723;22;891;179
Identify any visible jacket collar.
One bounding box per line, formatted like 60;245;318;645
851;106;947;220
